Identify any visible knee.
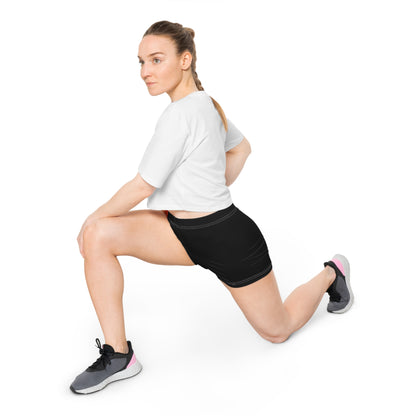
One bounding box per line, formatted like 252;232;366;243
83;218;113;253
261;329;290;344
267;334;290;344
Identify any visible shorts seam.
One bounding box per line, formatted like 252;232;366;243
169;207;238;230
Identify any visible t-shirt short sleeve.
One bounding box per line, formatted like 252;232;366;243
138;106;189;188
224;118;245;152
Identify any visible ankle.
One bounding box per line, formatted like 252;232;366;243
115;343;129;354
107;340;129;354
325;265;336;287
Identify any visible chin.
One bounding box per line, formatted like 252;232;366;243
149;90;165;97
146;86;166;97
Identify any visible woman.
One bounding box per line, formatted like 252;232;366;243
70;20;354;394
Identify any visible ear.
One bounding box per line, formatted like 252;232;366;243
180;51;193;70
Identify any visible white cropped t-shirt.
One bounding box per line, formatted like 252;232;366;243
138;90;245;211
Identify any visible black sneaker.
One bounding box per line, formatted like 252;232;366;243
324;254;354;314
70;338;142;394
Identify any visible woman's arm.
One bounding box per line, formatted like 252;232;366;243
225;137;252;186
77;173;155;258
86;172;155;221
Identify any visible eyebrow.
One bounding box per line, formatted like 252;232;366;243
137;52;165;60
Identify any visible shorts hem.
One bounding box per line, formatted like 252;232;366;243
219;263;273;288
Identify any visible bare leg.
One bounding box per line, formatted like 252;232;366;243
83;245;128;353
81;210;196;353
223;266;336;343
283;266;336;334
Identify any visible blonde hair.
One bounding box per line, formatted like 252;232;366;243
143;20;228;132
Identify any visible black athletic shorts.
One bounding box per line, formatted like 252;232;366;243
166;203;273;288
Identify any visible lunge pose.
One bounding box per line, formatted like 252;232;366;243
70;20;354;394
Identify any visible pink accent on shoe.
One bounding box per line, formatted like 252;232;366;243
332;258;345;276
127;353;137;368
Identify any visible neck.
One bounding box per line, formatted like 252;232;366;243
169;82;200;103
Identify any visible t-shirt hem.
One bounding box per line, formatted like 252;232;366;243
224;135;244;152
147;200;234;212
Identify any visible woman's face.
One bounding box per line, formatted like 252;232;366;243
138;35;187;97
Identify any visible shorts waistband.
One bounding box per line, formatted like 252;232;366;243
167;203;237;228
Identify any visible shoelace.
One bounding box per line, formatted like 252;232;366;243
88;338;114;370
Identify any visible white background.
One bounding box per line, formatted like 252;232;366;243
1;0;415;414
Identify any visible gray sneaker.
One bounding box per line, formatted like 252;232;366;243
70;338;142;394
324;254;354;313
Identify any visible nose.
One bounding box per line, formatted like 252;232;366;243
141;62;152;80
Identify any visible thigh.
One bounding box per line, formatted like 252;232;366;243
221;269;290;340
87;209;196;266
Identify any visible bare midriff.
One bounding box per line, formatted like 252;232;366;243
168;210;216;219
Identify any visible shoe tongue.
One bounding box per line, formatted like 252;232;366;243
102;344;115;354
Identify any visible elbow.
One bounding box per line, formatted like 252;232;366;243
247;139;252;154
244;142;252;158
243;137;252;155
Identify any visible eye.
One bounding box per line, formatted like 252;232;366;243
138;58;161;65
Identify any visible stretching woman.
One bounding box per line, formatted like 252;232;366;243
70;20;353;394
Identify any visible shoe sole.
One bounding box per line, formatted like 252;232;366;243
70;360;143;394
330;254;354;314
